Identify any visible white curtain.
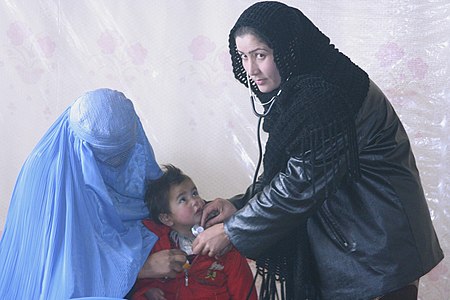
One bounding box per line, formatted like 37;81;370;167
0;1;448;297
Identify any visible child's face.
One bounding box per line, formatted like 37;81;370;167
160;178;205;237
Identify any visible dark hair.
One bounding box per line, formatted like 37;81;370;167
233;26;273;49
145;164;190;224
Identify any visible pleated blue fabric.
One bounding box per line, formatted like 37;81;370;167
0;88;162;299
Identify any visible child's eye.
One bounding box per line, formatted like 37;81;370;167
192;190;199;197
178;197;186;203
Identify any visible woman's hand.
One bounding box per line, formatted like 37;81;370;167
192;223;232;257
144;288;166;300
201;198;237;228
138;249;186;279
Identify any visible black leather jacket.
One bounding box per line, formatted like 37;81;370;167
224;80;444;300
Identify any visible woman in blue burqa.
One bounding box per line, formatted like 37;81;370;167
0;88;186;299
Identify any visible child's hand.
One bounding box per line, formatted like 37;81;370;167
144;288;166;300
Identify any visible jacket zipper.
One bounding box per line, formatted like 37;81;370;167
183;254;199;286
318;206;355;251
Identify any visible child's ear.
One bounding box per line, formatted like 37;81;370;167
159;213;173;226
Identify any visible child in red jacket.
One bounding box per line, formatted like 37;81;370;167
130;164;257;300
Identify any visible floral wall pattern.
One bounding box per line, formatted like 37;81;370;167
0;1;448;298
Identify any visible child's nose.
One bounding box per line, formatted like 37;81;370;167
192;198;203;208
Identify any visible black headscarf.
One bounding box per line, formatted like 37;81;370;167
228;2;370;299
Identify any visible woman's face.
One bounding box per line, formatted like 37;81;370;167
235;33;281;93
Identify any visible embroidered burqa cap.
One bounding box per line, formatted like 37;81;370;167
0;88;162;299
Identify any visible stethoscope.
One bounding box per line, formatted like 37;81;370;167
247;74;285;118
246;74;288;193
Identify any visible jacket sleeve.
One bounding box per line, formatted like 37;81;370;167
224;249;258;300
223;140;348;259
228;175;265;210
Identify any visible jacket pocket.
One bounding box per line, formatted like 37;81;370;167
317;204;356;252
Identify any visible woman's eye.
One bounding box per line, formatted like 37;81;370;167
256;53;266;59
239;53;248;60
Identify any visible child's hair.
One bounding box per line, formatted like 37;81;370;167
145;164;190;224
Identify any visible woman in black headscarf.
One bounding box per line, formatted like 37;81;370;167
192;2;443;299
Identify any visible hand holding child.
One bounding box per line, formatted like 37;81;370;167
138;249;187;279
144;288;166;300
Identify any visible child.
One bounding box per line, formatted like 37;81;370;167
130;164;257;300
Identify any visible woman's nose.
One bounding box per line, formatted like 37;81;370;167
247;59;259;76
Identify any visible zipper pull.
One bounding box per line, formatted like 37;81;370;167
184;269;189;286
183;260;191;287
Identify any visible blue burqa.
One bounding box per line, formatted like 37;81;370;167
0;89;162;299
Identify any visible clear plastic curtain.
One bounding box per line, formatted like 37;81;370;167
0;1;448;298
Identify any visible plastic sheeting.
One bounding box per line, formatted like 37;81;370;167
0;1;448;298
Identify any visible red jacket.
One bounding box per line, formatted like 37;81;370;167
131;220;257;300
